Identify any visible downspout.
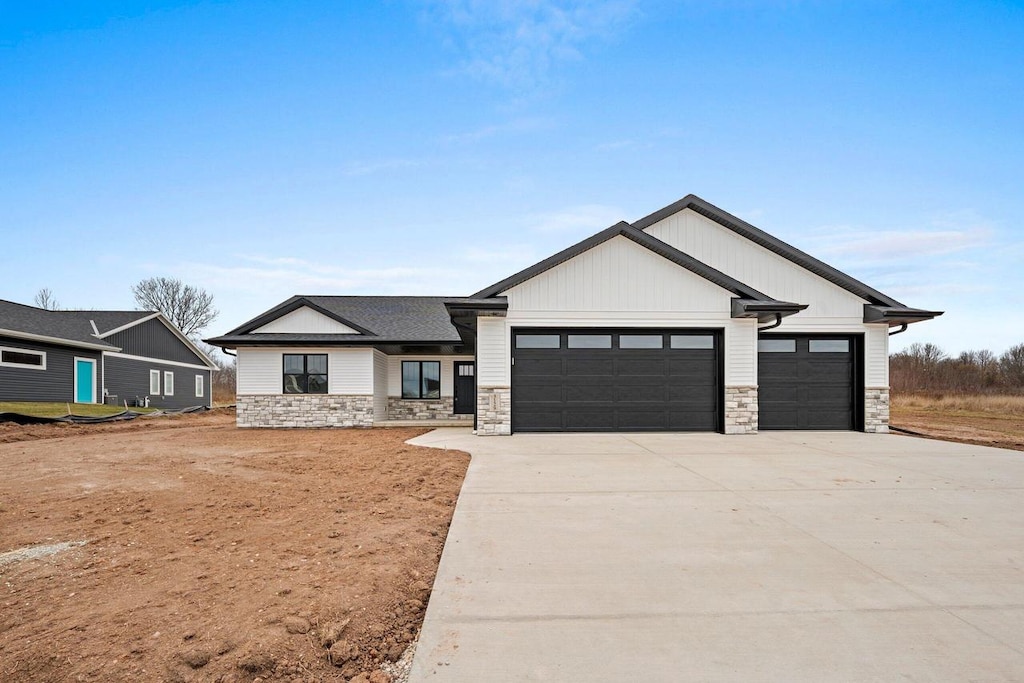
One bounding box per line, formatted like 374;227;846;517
757;313;783;331
888;324;908;336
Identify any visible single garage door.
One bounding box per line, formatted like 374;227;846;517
512;329;721;432
758;335;859;430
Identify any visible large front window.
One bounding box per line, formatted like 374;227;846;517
284;354;328;394
402;360;440;399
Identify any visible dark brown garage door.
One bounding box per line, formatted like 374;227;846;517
511;329;721;432
758;335;859;430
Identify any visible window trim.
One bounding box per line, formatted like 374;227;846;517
149;369;161;395
195;374;204;398
164;370;174;396
401;360;442;400
282;353;329;395
0;346;47;370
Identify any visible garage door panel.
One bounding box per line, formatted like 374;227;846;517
759;335;856;431
513;329;721;432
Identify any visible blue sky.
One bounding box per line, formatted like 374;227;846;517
1;0;1022;354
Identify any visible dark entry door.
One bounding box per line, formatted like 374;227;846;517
453;362;476;415
511;329;721;432
758;335;857;430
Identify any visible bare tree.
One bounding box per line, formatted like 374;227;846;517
1000;344;1024;387
34;287;60;310
131;277;218;338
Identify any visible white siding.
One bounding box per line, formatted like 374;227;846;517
504;235;734;313
725;318;757;386
387;355;465;397
372;349;388;420
236;347;373;395
477;317;509;388
865;324;890;387
646;209;867;318
253;306;360;334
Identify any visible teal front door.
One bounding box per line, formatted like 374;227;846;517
75;359;95;403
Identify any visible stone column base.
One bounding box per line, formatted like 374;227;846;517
476;387;511;435
236;394;374;428
724;386;758;434
864;387;890;433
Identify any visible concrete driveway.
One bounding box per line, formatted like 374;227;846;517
407;430;1024;682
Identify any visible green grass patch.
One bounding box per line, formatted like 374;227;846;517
0;402;157;418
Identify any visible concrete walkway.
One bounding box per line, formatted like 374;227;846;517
407;430;1024;682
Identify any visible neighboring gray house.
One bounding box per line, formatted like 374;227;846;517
0;300;216;409
206;194;941;434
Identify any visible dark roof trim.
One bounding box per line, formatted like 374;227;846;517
731;299;809;323
632;194;906;308
227;296;375;336
201;336;466;349
864;305;944;326
473;222;779;302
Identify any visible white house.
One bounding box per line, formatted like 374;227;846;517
205;195;940;434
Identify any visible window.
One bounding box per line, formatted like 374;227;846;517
402;361;441;399
567;334;612;349
149;370;161;395
671;335;715;349
164;371;174;396
619;335;663;349
195;374;204;398
809;339;851;353
515;334;560;349
758;339;796;353
0;347;46;369
283;354;328;394
457;364;474;377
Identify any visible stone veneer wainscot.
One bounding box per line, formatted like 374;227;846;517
386;397;472;421
236;395;373;428
476;387;511;435
864;387;890;433
724;385;758;434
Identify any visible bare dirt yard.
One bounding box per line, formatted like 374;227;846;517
891;393;1024;452
0;410;470;682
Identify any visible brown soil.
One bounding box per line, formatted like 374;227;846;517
0;409;470;682
891;406;1024;452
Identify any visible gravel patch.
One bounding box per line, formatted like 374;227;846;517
0;540;87;567
380;638;417;683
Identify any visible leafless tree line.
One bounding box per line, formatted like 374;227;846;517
891;342;1024;394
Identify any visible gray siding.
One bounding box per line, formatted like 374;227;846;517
0;335;102;403
105;318;207;365
104;356;212;409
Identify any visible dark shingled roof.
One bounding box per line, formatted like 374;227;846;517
0;299;157;349
206;296;502;346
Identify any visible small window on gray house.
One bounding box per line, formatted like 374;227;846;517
671;335;715;349
149;370;160;395
809;339;850;353
758;339;797;353
0;347;45;369
283;354;328;394
402;361;441;399
567;334;612;349
516;334;560;349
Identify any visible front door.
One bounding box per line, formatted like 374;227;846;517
74;358;96;404
453;362;476;415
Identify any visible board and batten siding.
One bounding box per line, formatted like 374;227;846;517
103;317;208;366
252;306;360;334
645;209;868;320
104;355;211;409
386;355;468;397
236;347;374;395
372;349;388;420
0;335;102;403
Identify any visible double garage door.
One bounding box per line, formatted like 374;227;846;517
512;329;721;432
511;328;860;433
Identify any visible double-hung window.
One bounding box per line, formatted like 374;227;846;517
283;354;328;394
164;371;174;396
149;370;161;394
402;361;440;399
195;374;204;398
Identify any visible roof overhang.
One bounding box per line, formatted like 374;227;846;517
0;328;119;352
731;299;809;323
445;297;508;345
863;305;944;326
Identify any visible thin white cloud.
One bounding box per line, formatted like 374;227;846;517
527;203;624;233
343;159;423;177
423;0;639;89
441;116;552;144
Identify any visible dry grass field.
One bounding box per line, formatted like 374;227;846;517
891;393;1024;451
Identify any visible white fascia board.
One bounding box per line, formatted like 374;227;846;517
0;328;119;352
104;351;213;371
95;312;162;338
97;313;218;369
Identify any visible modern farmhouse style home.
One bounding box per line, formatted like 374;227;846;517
0;300;217;409
207;195;940;434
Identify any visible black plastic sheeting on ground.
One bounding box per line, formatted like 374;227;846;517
0;405;210;425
